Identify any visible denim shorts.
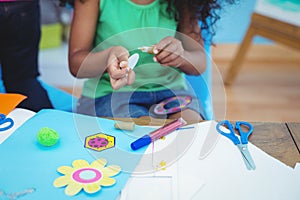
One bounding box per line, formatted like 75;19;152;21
76;89;204;119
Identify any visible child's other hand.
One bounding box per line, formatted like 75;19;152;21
107;46;135;90
153;36;185;68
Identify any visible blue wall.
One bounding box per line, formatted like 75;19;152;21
214;0;272;43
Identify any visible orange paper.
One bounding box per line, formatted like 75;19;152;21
0;93;27;115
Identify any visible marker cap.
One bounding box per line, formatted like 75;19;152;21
131;135;151;150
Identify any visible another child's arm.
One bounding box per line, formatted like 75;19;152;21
68;0;134;89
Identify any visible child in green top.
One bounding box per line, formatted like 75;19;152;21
60;0;234;120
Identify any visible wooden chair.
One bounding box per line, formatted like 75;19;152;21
225;1;300;85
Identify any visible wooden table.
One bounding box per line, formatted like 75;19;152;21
248;122;300;168
114;117;300;168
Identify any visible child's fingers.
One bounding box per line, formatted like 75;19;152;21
110;76;128;90
119;61;128;68
109;64;127;79
154;36;184;66
159;54;180;66
154;36;172;53
127;70;135;85
110;69;135;90
118;52;130;63
154;46;183;66
160;55;184;68
154;50;172;63
107;56;128;79
107;45;130;75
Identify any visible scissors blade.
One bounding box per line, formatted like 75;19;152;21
238;144;256;170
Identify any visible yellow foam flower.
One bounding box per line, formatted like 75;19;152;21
53;159;121;196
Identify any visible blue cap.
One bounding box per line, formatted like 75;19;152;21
131;135;151;150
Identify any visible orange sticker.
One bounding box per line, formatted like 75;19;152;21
0;93;27;115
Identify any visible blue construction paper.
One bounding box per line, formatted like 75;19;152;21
0;109;155;200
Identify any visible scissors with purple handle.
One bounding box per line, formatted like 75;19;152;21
0;113;14;132
216;120;256;170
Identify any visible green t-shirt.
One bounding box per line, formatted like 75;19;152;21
82;0;187;98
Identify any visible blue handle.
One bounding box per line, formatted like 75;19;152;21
0;114;14;132
216;120;240;145
235;121;253;144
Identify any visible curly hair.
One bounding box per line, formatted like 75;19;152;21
58;0;235;42
169;0;235;42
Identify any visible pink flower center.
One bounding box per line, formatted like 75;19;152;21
72;168;102;183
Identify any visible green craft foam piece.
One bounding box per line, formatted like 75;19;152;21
37;127;60;147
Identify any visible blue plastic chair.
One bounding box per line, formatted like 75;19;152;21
0;65;76;112
0;67;4;93
185;44;213;120
185;25;214;120
38;80;77;112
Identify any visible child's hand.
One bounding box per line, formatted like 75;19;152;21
107;46;135;90
153;36;185;68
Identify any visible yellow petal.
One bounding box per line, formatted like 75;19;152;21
72;160;90;169
53;176;70;188
57;166;73;175
99;177;116;187
83;183;101;194
65;182;83;196
91;159;107;169
102;165;121;177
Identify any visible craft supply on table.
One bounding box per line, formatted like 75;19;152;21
114;121;135;131
0;113;14;132
0;188;35;200
216;120;256;170
153;95;192;115
53;159;121;196
36;127;60;147
84;132;115;152
0;93;27;115
131;117;187;150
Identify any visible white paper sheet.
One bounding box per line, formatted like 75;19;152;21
123;120;300;200
179;121;300;200
0;108;35;144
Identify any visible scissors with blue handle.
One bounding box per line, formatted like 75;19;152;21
0;113;14;132
216;120;256;170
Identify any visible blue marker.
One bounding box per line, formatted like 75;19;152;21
131;118;187;150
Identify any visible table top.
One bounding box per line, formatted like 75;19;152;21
3;109;300;168
248;122;300;168
1;109;299;199
114;117;300;168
